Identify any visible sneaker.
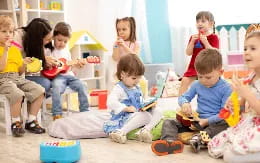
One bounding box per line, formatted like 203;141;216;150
190;132;209;153
11;121;25;137
138;128;152;143
110;130;127;144
151;140;184;156
53;115;63;121
25;120;45;134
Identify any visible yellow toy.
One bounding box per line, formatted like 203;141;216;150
49;1;62;10
219;91;240;126
26;57;42;73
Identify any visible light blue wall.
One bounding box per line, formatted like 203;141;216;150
143;0;172;63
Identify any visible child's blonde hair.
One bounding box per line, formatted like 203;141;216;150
116;54;144;80
245;24;260;37
0;15;14;30
196;11;215;33
116;17;136;42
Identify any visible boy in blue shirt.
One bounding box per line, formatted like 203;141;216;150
151;49;232;156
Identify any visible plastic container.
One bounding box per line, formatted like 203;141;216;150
98;92;107;109
40;140;81;163
90;90;108;109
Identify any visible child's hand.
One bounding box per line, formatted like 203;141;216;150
76;58;87;68
198;118;208;128
46;56;59;67
181;103;192;116
232;76;250;99
200;34;208;44
224;98;233;113
4;39;12;51
123;106;136;113
23;57;33;65
191;34;199;42
115;37;125;47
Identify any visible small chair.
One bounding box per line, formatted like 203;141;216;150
0;95;41;135
42;87;76;120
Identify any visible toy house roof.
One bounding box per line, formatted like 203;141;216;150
68;30;107;51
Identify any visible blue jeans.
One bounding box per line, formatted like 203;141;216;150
51;74;89;116
26;75;52;97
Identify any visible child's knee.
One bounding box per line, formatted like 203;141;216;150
10;90;24;105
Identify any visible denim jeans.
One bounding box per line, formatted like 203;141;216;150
51;74;89;116
26;75;52;97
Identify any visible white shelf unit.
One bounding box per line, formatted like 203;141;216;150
70;33;107;90
0;0;26;27
0;0;65;27
25;0;65;26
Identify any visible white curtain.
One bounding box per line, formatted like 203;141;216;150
132;0;152;63
170;27;196;76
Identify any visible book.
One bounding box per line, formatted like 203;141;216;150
140;97;158;111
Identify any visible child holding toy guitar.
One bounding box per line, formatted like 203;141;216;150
151;49;232;156
45;22;89;120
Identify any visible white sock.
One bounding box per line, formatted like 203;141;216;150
12;117;21;123
28;114;36;122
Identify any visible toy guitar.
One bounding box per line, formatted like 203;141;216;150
176;110;203;130
41;58;70;79
41;56;101;79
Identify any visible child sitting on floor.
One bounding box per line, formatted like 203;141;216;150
104;54;162;143
0;15;45;137
151;49;232;156
208;25;260;163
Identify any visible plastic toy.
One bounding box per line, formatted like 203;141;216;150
140;97;157;111
219;91;240;126
40;140;81;163
49;1;62;10
86;56;100;63
194;30;204;48
176;110;200;129
149;85;158;97
26;57;42;73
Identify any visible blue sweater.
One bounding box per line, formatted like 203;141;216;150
178;78;232;124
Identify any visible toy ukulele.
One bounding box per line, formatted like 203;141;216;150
194;29;204;48
41;56;101;79
176;110;203;130
41;58;70;79
40;140;81;163
219;91;240;127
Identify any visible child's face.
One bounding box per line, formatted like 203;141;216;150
0;26;14;46
244;37;260;70
197;69;223;88
196;18;213;33
116;21;131;41
43;32;53;46
121;72;142;88
54;34;69;50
